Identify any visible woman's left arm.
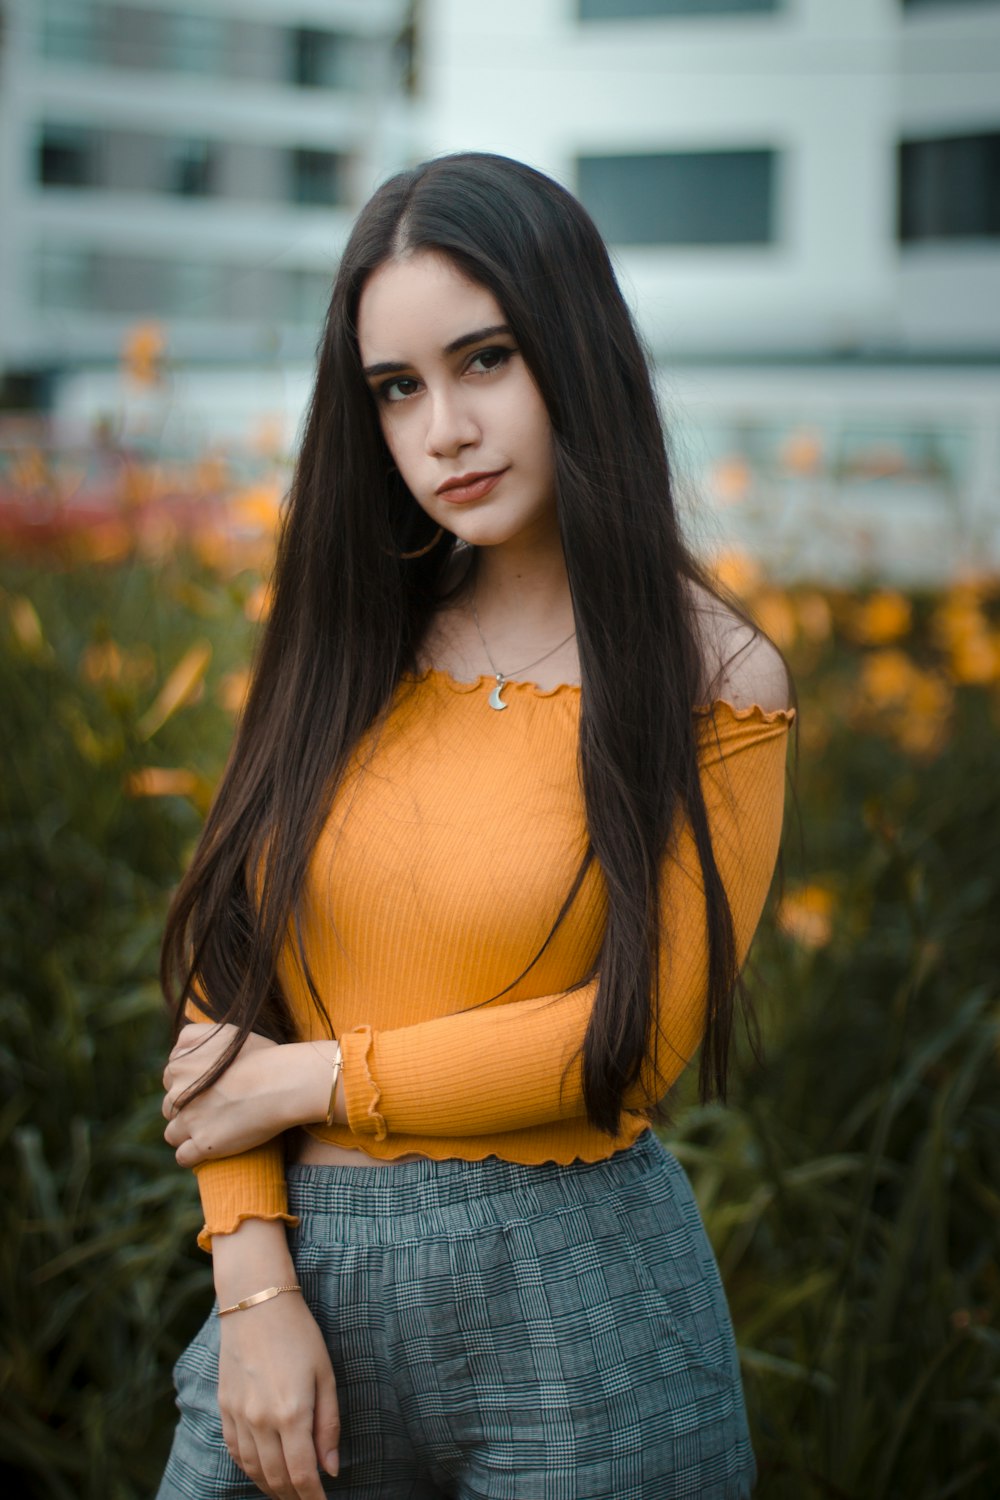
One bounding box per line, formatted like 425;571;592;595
163;1024;335;1168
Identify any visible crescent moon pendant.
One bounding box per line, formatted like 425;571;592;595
488;676;508;711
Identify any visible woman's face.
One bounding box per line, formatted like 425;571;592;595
357;251;558;553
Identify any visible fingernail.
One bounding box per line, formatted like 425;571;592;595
325;1450;339;1477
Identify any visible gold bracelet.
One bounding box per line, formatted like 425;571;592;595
325;1043;343;1127
216;1284;302;1317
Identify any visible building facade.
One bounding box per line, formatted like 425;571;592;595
417;0;1000;581
0;0;414;393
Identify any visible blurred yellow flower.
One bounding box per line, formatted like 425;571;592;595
231;483;283;532
850;591;912;645
709;456;751;506
122;321;166;385
125;767;200;798
81;640;124;684
138;640;212;740
859;649;917;708
712;550;762;600
795;591;832;643
777;885;835;949
779;428;823;475
81;639;155;688
7;595;46;656
753;589;797;649
948;633;1000;685
9;447;50;494
217;668;251;716
244;581;273;622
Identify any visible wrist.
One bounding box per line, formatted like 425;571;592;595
211;1217;296;1304
292;1040;345;1127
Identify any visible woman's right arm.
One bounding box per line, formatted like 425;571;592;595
211;1219;341;1499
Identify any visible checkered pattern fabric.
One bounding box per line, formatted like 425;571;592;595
158;1131;756;1499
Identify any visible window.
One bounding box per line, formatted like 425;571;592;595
289;149;349;207
165;140;215;197
579;0;778;19
899;132;1000;241
38;125;99;188
577;149;775;245
289;28;358;89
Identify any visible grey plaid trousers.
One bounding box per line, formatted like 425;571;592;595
158;1129;756;1499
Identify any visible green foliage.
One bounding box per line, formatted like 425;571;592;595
1;556;998;1496
0;556;256;1497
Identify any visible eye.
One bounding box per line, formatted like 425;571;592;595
378;375;421;404
468;346;515;375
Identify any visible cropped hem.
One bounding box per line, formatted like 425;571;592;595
197;1209;299;1255
341;1025;388;1140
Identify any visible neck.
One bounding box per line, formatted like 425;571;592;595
469;531;573;633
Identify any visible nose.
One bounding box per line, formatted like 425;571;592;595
423;383;480;458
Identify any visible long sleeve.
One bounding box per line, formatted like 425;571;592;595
179;992;296;1253
338;700;794;1141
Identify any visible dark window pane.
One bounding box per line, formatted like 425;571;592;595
39;125;98;187
578;150;775;245
289;148;348;206
167;140;215;197
289;27;356;89
579;0;778;19
899;133;1000;241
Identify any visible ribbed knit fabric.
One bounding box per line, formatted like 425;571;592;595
192;668;795;1250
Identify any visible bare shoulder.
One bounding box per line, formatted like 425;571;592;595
685;577;792;714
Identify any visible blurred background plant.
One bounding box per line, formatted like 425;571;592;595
2;438;999;1494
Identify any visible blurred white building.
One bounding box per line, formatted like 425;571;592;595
0;0;414;396
417;0;1000;582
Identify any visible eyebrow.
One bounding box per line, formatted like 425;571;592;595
362;324;512;380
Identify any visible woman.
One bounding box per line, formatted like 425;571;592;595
158;151;795;1500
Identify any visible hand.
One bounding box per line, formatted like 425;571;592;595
162;1025;337;1166
163;1023;282;1166
219;1285;341;1498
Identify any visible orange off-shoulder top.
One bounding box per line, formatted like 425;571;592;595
189;667;795;1250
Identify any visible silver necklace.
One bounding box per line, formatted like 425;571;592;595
470;592;577;711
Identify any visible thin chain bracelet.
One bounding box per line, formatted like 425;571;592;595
217;1284;302;1317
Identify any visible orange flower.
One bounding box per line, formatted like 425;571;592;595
709;456;751;506
753;589;797;649
850;591;912;646
712;550;762;600
217;668;251;716
948;634;1000;685
859;649;918;708
777;885;835;949
795;591;832;643
125;767;200;798
243;581;273;622
779;428;823;475
138;640;212;740
122;321;166;385
7;595;46;656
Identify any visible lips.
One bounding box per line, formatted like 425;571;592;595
434;468;508;503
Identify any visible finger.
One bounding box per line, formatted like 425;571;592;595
313;1365;341;1479
175;1137;210;1168
280;1422;329;1500
254;1425;299;1500
233;1421;271;1496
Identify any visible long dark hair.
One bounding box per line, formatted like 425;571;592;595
161;151;793;1134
